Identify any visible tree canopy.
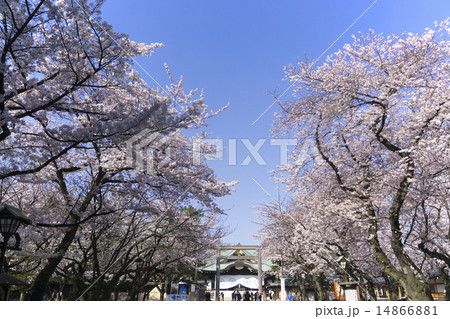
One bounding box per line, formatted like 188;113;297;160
259;20;449;301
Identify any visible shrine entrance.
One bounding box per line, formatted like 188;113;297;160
213;245;263;301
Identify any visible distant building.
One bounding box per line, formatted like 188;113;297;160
198;244;303;300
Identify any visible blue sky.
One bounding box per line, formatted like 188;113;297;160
101;0;450;244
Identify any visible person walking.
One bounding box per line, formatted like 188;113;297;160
288;291;293;301
243;289;251;301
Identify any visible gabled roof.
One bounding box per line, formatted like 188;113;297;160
0;204;32;224
200;246;273;273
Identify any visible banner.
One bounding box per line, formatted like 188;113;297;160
219;275;258;289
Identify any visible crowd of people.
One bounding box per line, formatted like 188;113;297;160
204;289;277;301
231;289;263;301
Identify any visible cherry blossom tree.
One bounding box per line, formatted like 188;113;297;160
0;0;164;179
256;200;332;301
257;199;383;300
1;100;234;300
0;0;236;300
272;20;449;300
3;177;227;300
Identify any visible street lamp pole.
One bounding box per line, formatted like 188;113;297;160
0;234;11;277
337;256;349;282
0;204;31;277
336;255;349;301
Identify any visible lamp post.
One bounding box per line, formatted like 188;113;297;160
336;255;349;282
336;255;349;301
0;204;31;277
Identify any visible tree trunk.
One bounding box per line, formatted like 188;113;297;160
30;224;79;300
158;284;166;301
98;284;113;301
66;273;87;301
126;288;138;301
30;169;104;300
418;246;450;300
295;274;306;301
312;273;328;301
88;278;106;301
363;279;377;301
399;273;433;300
440;267;450;301
367;206;433;301
444;278;450;301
